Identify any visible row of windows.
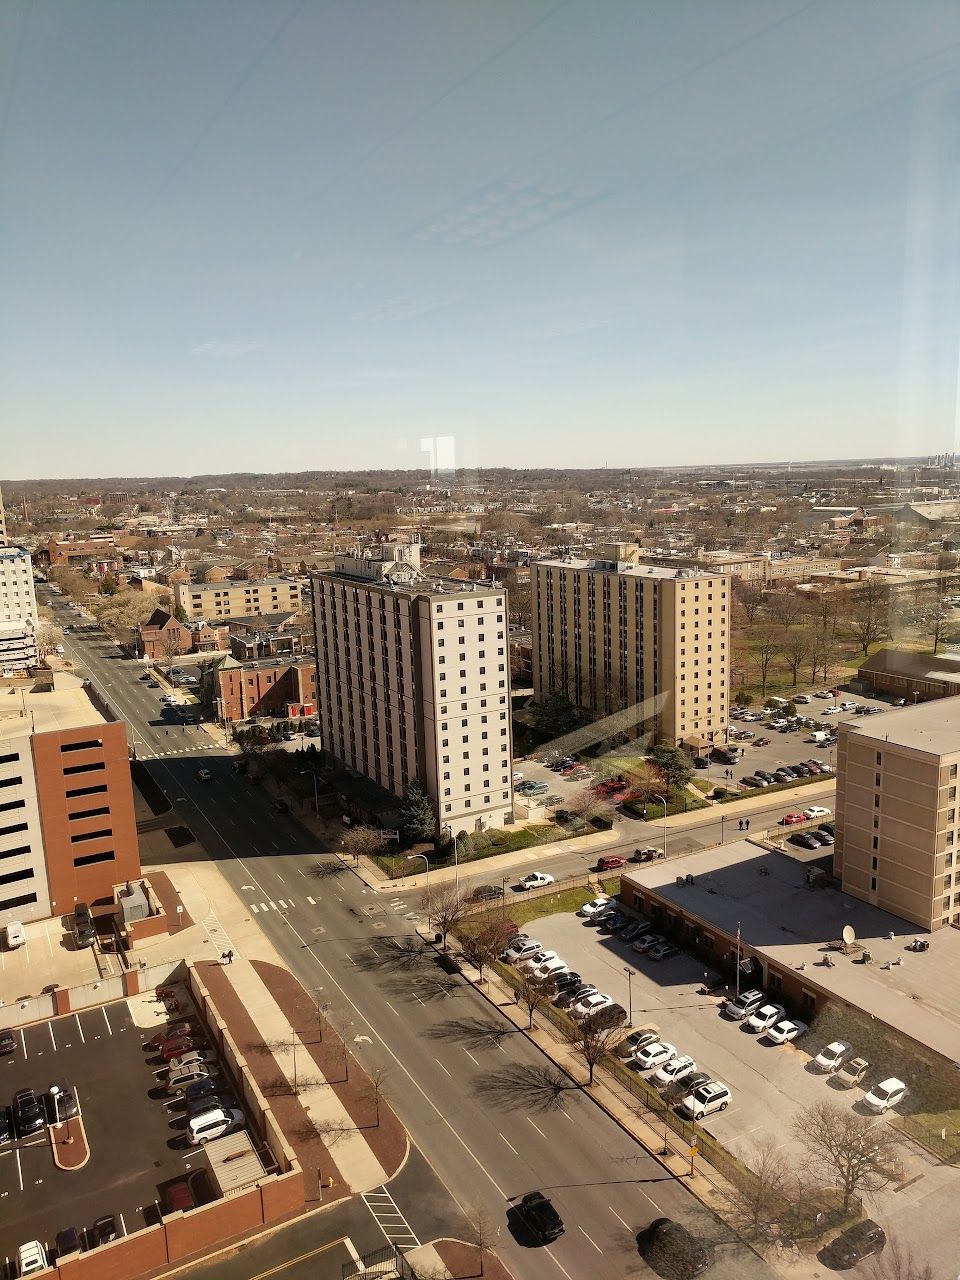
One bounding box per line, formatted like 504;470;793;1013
0;890;36;912
442;792;509;813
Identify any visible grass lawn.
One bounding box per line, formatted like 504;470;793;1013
374;823;570;878
893;1110;960;1164
469;885;597;930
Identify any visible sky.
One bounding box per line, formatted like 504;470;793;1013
3;0;960;480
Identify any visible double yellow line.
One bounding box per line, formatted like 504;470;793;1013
244;1235;349;1280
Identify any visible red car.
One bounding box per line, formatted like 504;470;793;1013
780;812;805;825
597;855;626;871
144;1021;194;1052
159;1035;204;1062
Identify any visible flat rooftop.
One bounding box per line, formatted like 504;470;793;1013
839;698;960;756
625;840;960;1063
0;671;105;743
537;555;717;580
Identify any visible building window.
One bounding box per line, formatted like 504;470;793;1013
871;877;877;891
73;850;116;868
60;738;103;754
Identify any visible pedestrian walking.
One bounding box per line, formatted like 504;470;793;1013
738;818;744;831
220;952;228;964
745;818;750;831
226;949;234;964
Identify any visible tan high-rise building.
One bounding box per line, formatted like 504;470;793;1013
835;702;960;930
175;576;304;621
531;543;730;747
312;540;513;836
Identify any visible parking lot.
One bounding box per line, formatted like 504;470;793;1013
526;907;899;1167
0;994;239;1268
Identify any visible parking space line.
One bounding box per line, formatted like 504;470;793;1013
578;1226;603;1254
48;1023;57;1052
19;1029;26;1058
119;1213;127;1237
73;1014;85;1044
43;921;54;956
14;1148;22;1192
609;1206;632;1231
307;896;316;905
500;1133;518;1154
102;1006;112;1035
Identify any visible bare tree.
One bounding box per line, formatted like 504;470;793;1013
848;579;892;656
36;620;64;656
459;920;515;983
722;1139;790;1242
767;591;803;630
910;599;953;655
341;824;387;864
429;884;471;950
750;627;782;697
566;1017;623;1085
862;1234;935;1280
779;629;811;687
463;1203;499;1277
364;1065;391;1127
733;581;766;625
514;972;555;1029
793;1100;901;1212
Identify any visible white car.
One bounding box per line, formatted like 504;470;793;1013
679;1080;732;1119
512;771;524;783
632;1041;677;1071
502;939;541;963
766;1018;808;1045
863;1078;908;1113
839;700;857;711
577;896;611;919
652;1054;697;1087
822;706;841;715
803;805;832;820
520;949;558;971
534;958;569;981
745;1003;786;1034
16;1242;48;1277
4;920;26;949
160;694;179;706
517;872;555;890
813;1040;852;1073
571;992;613;1020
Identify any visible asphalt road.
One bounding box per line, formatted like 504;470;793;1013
45;589;777;1280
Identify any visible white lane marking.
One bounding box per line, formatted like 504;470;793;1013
43;921;54;957
14;1147;23;1190
436;1060;451;1077
279;901;288;910
19;1029;26;1058
260;903;269;913
102;1007;112;1035
384;1001;400;1017
119;1212;127;1237
307;896;316;905
251;904;260;913
500;1133;518;1154
527;1117;546;1138
269;901;277;910
48;1023;57;1052
267;912;510;1199
545;1247;576;1280
74;1014;85;1044
463;1047;479;1066
609;1207;632;1231
578;1226;603;1254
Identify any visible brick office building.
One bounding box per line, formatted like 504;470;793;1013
201;656;317;723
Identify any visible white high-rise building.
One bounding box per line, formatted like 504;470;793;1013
0;545;38;673
312;539;514;836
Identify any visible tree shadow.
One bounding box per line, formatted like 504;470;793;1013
428;1017;520;1049
353;937;429;971
381;973;460;1003
310;859;347;880
472;1064;572;1113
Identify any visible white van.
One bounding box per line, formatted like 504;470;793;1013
807;730;829;744
765;696;789;710
187;1106;244;1145
4;921;26;949
17;1241;48;1276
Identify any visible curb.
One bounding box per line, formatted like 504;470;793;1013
50;1115;90;1170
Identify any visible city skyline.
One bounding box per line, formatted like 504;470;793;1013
4;1;960;478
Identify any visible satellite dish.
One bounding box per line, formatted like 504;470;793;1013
842;924;856;945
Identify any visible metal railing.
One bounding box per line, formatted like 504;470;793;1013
341;1245;417;1280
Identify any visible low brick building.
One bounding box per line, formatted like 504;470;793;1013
201;656;317;722
137;609;230;660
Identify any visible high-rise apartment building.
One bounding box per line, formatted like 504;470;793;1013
0;674;141;928
835;701;960;931
312;540;513;835
0;482;39;671
531;543;729;747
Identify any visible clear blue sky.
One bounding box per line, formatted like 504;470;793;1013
3;0;960;479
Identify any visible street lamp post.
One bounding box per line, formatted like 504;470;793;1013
405;853;431;926
623;967;633;1027
299;769;319;818
652;793;668;858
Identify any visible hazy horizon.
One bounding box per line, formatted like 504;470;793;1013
4;1;960;478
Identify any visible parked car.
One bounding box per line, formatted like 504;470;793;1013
637;1217;710;1279
631;932;663;954
4;920;25;949
166;1063;211;1095
516;872;555;890
0;1105;13;1143
598;911;629;933
836;1056;870;1088
515;1191;564;1244
789;833;822;850
0;1029;16;1057
55;1227;83;1259
620;920;649;943
678;1080;732;1119
556;984;597;1009
13;1089;44;1136
632;1041;677;1071
159;1035;200;1062
43;1082;79;1123
501;939;541;963
596;854;626;871
187;1105;244;1146
765;1018;807;1045
813;1041;853;1073
90;1216;119;1246
648;941;680;961
144;1021;195;1051
572;993;614;1020
819;1220;886;1269
16;1242;48;1276
519;949;559;971
779;811;805;825
652;1055;697;1088
617;1027;660;1058
167;1048;217;1074
745;1003;786;1034
723;989;765;1021
584;1002;628;1031
533;958;570;982
863;1077;908;1113
804;805;832;820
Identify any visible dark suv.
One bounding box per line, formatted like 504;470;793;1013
515;1192;564;1244
820;1219;886;1269
637;1218;710;1278
13;1089;44;1136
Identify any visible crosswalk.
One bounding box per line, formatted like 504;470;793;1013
138;744;209;760
361;1186;420;1249
250;899;298;913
